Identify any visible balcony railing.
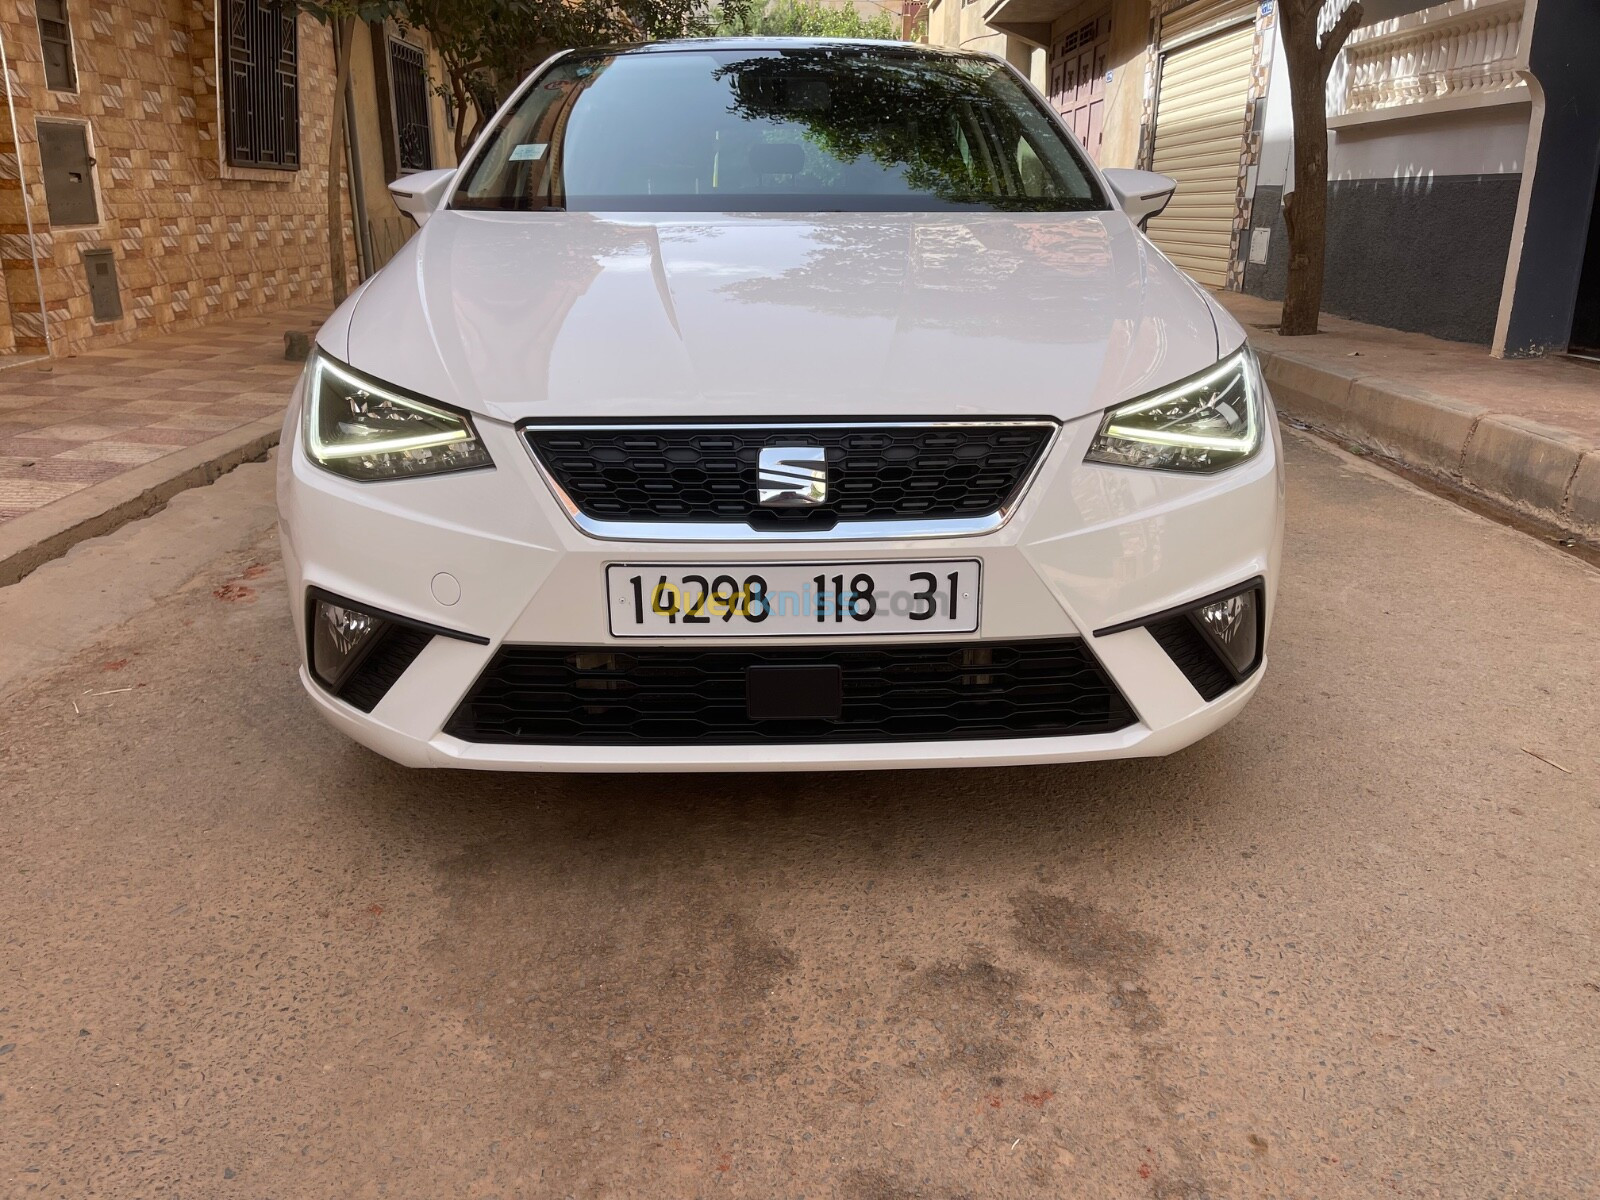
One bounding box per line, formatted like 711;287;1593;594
1329;0;1524;119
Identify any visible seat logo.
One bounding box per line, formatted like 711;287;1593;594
757;446;827;507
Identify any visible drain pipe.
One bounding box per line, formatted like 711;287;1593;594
0;23;53;358
339;22;374;280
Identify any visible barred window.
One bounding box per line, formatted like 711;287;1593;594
37;0;77;92
388;39;434;174
223;0;300;171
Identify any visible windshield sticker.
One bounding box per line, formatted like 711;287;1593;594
509;143;548;162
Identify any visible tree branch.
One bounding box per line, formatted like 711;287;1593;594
1318;0;1364;80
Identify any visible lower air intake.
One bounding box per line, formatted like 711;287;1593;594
337;625;432;713
1145;616;1236;702
444;639;1137;746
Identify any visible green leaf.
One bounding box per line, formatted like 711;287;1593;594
291;0;405;23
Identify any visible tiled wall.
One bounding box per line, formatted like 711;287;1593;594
0;0;356;355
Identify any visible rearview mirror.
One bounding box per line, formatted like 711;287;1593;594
1102;168;1177;229
388;168;457;228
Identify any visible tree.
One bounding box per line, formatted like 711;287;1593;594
406;0;729;160
296;2;404;305
721;0;900;40
401;0;554;160
1277;0;1362;335
296;0;732;298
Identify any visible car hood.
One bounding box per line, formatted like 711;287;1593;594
339;210;1223;425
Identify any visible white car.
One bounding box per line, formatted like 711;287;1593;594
276;38;1283;772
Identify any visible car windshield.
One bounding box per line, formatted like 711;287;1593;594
451;45;1107;213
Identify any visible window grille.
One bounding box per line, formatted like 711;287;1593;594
37;0;77;92
388;39;434;174
223;0;300;170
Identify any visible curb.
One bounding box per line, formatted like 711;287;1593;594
0;414;283;588
1256;346;1600;547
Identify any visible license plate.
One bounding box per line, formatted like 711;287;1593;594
606;560;981;638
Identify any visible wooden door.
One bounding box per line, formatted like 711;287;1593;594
1048;12;1110;164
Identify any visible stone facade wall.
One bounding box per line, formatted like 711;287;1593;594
0;0;356;356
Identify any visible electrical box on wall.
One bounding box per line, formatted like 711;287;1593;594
82;250;123;323
1248;227;1272;266
37;119;98;227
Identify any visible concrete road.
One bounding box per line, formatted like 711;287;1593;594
1;431;1596;1200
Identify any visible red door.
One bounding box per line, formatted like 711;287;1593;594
1048;12;1110;163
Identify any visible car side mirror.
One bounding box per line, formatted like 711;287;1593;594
1102;168;1177;230
388;168;457;228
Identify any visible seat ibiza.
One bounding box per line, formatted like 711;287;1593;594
277;38;1283;771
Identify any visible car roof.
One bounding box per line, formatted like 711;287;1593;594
568;37;992;60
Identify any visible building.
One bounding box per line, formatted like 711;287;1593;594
0;1;457;360
924;0;1600;358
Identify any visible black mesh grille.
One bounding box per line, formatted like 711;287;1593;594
444;639;1136;746
1146;616;1234;702
337;625;432;713
524;423;1055;529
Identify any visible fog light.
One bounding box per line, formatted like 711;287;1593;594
1192;587;1260;677
311;598;387;689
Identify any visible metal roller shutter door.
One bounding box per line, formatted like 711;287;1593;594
1146;18;1256;288
1160;0;1255;46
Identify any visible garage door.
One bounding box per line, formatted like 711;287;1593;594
1145;17;1256;288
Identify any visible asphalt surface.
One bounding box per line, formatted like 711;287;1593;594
1;431;1597;1199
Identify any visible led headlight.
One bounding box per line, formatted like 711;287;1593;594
1086;349;1263;473
303;352;493;481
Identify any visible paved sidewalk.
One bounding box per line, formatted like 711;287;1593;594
1218;291;1600;546
0;305;323;583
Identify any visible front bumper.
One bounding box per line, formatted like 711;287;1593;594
276;388;1285;771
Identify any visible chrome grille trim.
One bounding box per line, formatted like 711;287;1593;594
518;419;1061;543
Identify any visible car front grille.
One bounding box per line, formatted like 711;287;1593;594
443;639;1136;746
522;421;1056;530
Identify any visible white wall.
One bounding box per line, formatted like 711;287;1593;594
1253;19;1529;191
1327;103;1530;180
1256;24;1295;192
